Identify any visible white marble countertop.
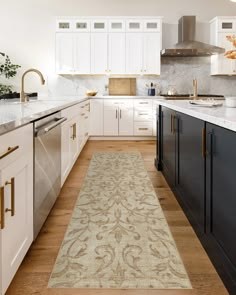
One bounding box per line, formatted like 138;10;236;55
157;99;236;132
0;96;88;136
90;95;162;99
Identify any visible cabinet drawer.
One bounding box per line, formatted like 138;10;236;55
79;100;90;114
134;109;152;121
134;122;153;136
0;124;33;169
134;99;152;109
61;104;80;121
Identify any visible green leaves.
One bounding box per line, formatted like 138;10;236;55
0;52;21;79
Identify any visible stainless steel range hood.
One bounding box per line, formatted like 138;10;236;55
161;16;225;57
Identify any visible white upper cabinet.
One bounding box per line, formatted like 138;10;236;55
210;17;236;75
56;33;91;74
74;33;91;74
55;33;74;74
108;33;126;74
126;33;143;74
91;33;108;74
143;33;161;74
55;17;162;75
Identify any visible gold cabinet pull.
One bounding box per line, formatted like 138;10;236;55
171;114;173;133
80;113;85;116
0;186;5;229
0;146;19;160
138;128;149;130
84;116;88;119
71;123;76;140
84;132;89;137
5;177;15;216
202;127;206;157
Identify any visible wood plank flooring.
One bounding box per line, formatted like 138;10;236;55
6;141;229;295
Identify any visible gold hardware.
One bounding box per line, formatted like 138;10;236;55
138;128;148;130
84;116;88;119
71;123;76;140
0;186;5;229
202;128;206;157
84;132;89;137
120;109;122;119
80;113;85;116
139;102;148;104
171;114;173;133
20;69;45;102
5;177;15;216
116;109;118;119
0;146;19;160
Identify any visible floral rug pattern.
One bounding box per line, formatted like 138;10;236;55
48;152;192;289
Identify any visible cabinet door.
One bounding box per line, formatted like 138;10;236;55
161;106;176;187
206;123;236;270
91;33;108;74
74;33;91;74
108;33;126;74
103;101;118;136
119;103;134;136
55;33;74;74
1;153;33;295
217;32;236;75
143;33;161;75
90;99;103;136
69;117;79;165
177;113;205;232
126;33;143;74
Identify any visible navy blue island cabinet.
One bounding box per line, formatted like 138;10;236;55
156;105;236;294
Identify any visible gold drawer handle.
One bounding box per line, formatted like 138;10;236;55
5;177;15;216
0;146;19;160
139;102;148;104
71;123;76;140
84;132;89;137
138;128;149;130
84;116;88;119
80;106;85;108
0;186;5;230
202;127;206;158
81;113;85;116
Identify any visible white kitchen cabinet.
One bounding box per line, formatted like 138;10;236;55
126;33;143;74
55;33;91;74
134;98;153;136
78;101;90;150
91;33;108;74
108;33;126;74
55;33;74;74
126;33;161;75
210;17;236;75
143;33;161;74
0;124;33;295
90;99;104;136
103;99;133;136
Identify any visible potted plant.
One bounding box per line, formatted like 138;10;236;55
0;52;21;98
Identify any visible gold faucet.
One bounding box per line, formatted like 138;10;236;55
191;78;198;99
20;68;45;102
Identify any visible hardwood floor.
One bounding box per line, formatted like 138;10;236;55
6;141;229;295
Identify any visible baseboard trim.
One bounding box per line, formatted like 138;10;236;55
89;136;156;140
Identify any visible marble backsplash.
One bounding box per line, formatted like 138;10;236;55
47;57;236;98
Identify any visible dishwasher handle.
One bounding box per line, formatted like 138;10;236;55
35;117;67;137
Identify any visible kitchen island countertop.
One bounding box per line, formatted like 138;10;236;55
157;99;236;132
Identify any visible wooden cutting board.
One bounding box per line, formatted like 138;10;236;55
109;78;136;95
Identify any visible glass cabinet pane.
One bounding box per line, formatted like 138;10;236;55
222;22;233;29
146;22;158;29
76;22;87;29
129;22;140;29
59;22;70;29
111;22;122;29
94;22;105;29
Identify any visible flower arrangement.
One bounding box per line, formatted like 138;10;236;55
0;52;21;96
224;35;236;59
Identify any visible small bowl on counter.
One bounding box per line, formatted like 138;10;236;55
225;96;236;108
86;90;97;97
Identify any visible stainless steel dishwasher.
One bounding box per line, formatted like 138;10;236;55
34;111;66;239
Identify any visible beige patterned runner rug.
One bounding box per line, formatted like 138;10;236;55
48;152;192;289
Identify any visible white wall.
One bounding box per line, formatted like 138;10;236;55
0;0;236;95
